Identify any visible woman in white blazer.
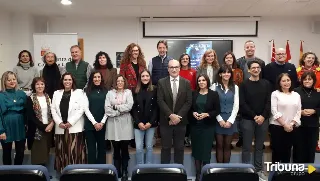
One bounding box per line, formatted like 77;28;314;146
105;74;134;181
51;72;86;173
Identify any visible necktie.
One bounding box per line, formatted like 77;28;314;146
172;79;177;111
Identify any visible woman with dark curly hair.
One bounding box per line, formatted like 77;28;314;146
93;51;117;90
119;43;146;91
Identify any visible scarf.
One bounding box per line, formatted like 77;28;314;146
31;93;53;140
42;63;61;99
20;62;31;70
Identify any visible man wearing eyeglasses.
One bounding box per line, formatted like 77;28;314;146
264;48;298;91
157;59;192;164
240;60;271;181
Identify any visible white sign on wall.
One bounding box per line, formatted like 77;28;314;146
33;33;78;70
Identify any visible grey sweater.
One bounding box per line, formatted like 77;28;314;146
13;66;39;89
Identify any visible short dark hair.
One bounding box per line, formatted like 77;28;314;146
300;71;317;89
196;74;211;91
276;73;293;92
60;72;77;90
31;77;46;93
17;50;34;67
93;51;113;69
247;60;261;69
157;40;168;49
115;74;128;90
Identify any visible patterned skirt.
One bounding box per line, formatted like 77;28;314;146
54;130;87;172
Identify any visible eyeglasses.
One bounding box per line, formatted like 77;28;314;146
169;66;180;70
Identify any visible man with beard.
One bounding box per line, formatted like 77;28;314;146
236;40;265;148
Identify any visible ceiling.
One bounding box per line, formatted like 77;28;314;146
0;0;319;18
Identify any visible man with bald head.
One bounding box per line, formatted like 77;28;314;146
157;59;192;164
264;47;298;91
237;40;265;80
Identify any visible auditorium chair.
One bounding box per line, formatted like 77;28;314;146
131;164;187;181
269;164;320;181
0;165;50;181
60;164;118;181
201;163;259;181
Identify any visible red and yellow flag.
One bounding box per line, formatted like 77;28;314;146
300;40;304;59
286;40;291;62
271;40;276;62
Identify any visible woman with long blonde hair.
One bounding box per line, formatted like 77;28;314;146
196;49;219;86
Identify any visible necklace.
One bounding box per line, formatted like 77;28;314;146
302;88;312;97
4;92;17;103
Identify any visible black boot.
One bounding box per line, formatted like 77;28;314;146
121;159;129;181
195;160;202;181
114;159;122;178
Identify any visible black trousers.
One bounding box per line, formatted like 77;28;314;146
269;124;295;163
85;129;106;164
160;125;186;164
292;126;319;163
1;139;25;165
111;140;130;160
185;124;190;137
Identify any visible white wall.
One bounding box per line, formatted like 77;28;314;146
1;15;320;77
48;16;320;68
0;11;13;76
0;12;38;76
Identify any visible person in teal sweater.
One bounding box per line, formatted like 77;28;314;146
83;70;108;164
0;71;27;165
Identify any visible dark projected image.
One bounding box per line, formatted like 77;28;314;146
167;40;233;69
186;41;212;68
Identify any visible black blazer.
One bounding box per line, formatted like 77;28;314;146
132;87;158;129
189;89;221;125
157;76;192;126
26;96;52;150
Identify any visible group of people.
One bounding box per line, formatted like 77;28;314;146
0;39;319;181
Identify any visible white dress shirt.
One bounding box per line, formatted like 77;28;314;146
170;76;180;94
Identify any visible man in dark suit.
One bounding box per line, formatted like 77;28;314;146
157;59;192;164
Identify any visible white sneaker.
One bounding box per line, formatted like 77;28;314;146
257;171;267;181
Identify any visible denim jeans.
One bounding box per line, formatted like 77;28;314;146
134;127;156;164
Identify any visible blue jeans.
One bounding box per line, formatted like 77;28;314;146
134;127;155;164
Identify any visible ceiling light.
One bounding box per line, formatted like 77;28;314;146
61;0;72;5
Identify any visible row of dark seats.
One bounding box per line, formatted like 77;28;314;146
0;163;319;181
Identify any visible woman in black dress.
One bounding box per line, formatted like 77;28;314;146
190;74;220;181
293;71;320;163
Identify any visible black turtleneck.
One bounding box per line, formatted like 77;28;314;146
294;86;320;127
